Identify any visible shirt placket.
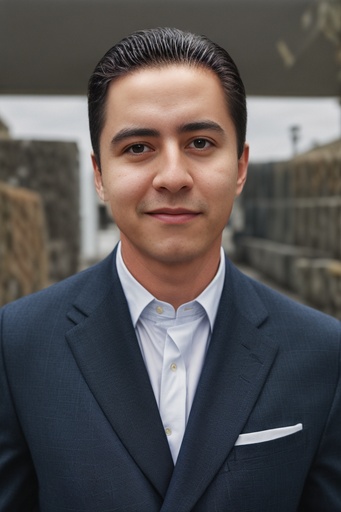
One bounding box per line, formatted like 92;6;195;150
159;330;186;463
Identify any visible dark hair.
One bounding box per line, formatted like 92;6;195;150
88;27;247;164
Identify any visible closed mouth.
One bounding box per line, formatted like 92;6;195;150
146;208;200;224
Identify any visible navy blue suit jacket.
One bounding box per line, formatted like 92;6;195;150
1;249;341;511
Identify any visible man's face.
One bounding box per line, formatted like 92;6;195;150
93;65;248;271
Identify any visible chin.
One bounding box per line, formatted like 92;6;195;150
148;244;208;266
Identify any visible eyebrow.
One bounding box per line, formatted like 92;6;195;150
110;120;225;146
177;120;225;135
111;128;160;146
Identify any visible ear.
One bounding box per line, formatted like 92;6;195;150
91;153;108;202
235;143;249;197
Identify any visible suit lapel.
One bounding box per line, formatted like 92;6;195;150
64;251;279;510
66;251;173;498
161;259;279;512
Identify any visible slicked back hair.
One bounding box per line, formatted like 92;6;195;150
88;27;247;166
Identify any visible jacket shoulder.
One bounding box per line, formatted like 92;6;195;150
0;251;116;323
228;260;341;341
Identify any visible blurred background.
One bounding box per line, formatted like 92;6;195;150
0;0;340;318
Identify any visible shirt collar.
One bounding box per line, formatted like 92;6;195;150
194;247;225;329
116;242;225;330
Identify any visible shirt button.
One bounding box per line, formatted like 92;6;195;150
170;363;177;372
156;306;164;314
165;427;172;436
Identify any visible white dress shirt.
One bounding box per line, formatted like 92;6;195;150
116;244;225;463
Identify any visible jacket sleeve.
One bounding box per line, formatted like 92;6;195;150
298;326;341;510
0;307;39;511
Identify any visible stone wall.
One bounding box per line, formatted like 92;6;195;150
0;117;10;139
237;139;341;318
0;139;80;282
0;182;48;306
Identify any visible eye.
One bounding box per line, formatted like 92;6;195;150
126;143;152;154
188;138;213;150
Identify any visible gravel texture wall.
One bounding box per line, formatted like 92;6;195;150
0;182;48;306
0;139;80;283
238;139;341;318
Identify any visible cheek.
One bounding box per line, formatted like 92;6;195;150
201;170;237;202
105;172;146;211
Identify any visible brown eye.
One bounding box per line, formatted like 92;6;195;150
128;144;147;154
193;139;206;148
189;138;212;150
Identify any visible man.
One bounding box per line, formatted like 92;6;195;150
0;27;340;512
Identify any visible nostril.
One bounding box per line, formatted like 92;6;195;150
152;169;194;193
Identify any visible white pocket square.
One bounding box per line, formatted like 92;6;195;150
235;423;303;446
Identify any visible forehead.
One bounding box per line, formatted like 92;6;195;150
103;64;232;129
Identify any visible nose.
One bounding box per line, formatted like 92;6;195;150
152;146;194;193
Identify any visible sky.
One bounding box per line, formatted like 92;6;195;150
0;95;340;258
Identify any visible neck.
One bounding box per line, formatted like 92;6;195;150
120;244;221;310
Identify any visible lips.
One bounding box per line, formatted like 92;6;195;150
146;208;200;224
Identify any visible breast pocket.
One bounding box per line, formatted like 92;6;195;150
225;427;308;472
216;429;309;511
